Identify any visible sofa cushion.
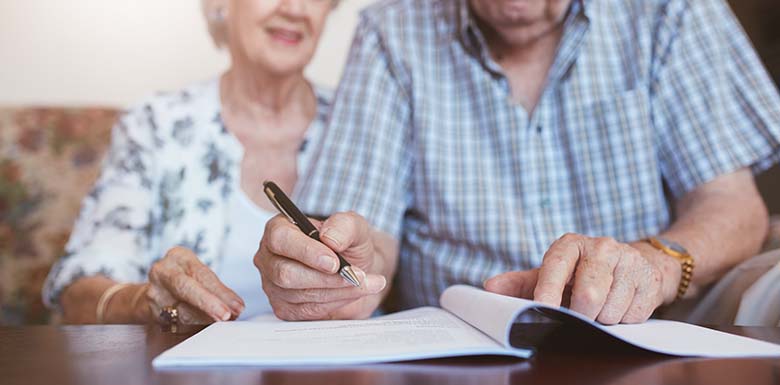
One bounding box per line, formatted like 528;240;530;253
0;107;117;324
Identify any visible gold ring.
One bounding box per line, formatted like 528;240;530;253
159;303;180;325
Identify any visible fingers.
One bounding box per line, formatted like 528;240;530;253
272;297;363;321
147;286;214;325
483;269;539;299
149;247;238;322
257;212;385;320
569;238;621;320
621;263;664;324
532;234;666;324
263;257;360;289
263;215;340;274
167;274;233;321
189;261;245;314
261;268;386;321
175;302;215;325
266;273;387;304
533;234;582;306
146;283;175;324
319;211;373;255
596;258;636;325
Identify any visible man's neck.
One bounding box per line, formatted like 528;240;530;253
476;16;565;112
478;13;566;67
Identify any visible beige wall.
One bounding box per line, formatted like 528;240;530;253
0;0;374;107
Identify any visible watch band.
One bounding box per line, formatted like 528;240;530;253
645;237;695;300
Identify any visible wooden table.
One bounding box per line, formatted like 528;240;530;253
2;324;779;385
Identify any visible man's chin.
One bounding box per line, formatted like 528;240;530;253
500;3;541;20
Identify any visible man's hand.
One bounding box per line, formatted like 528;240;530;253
484;233;668;324
255;212;390;320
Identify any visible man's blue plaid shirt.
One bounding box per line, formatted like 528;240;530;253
297;0;780;309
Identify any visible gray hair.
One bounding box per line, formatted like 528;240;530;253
201;0;341;49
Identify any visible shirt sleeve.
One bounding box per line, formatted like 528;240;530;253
651;0;780;200
42;104;159;310
295;14;414;240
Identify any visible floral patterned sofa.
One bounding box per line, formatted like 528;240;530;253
0;108;116;324
0;106;779;325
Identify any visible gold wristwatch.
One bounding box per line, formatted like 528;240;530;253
644;237;695;300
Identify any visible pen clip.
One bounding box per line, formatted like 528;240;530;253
264;186;297;225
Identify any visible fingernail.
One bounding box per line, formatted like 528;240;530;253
365;275;387;293
231;300;244;312
317;255;338;273
355;267;367;282
220;310;231;321
321;228;344;247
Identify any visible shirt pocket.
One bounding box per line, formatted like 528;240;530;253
558;87;670;239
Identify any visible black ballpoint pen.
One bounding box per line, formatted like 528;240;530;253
262;181;361;287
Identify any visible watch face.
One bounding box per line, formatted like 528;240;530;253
659;238;687;254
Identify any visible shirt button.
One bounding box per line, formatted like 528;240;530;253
540;198;551;208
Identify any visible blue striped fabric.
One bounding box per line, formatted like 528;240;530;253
296;0;780;309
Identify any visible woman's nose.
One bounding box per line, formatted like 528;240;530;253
278;0;306;18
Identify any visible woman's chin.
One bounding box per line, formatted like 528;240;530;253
244;54;310;77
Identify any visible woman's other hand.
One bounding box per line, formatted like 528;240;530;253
145;246;245;324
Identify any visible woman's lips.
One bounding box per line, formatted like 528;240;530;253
267;27;303;45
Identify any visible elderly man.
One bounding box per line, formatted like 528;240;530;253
255;0;780;324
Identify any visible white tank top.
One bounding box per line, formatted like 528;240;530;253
210;82;329;320
216;188;276;320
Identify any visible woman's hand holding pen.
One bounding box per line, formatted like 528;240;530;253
256;212;395;320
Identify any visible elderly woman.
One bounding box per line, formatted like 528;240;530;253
42;0;338;324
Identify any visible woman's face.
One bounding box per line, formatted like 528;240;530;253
226;0;333;76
